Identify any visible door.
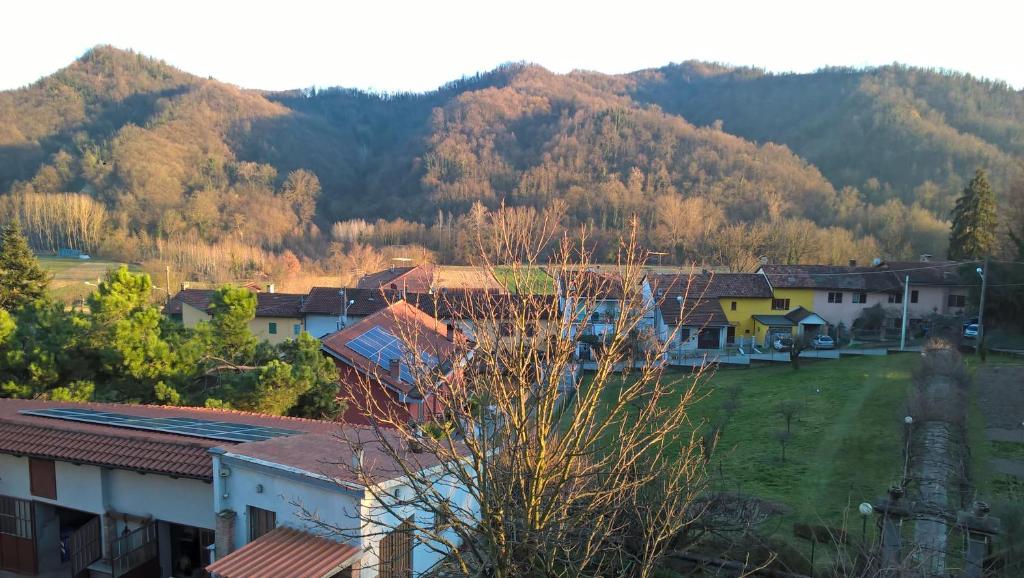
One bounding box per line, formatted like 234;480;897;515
111;521;159;578
379;518;413;578
697;327;720;350
0;496;37;575
69;516;101;577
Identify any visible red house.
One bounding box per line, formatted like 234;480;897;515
321;300;465;426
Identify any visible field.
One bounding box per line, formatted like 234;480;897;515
39;256;133;304
589;355;916;528
494;266;555;294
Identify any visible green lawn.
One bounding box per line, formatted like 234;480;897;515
494;266;555;294
588;355;916;528
38;256;132;304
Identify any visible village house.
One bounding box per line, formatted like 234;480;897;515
0;398;472;578
166;289;307;345
878;258;974;323
320;301;467;426
357;264;507;294
758;264;904;339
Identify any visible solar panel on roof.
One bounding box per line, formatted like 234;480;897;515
18;408;301;443
346;326;440;384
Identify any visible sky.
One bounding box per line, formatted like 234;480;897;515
4;0;1023;93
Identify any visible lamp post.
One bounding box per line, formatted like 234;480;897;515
903;415;914;484
976;262;987;355
858;502;874;545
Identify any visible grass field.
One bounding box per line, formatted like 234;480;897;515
494;266;555;294
38;256;133;304
587;355;917;529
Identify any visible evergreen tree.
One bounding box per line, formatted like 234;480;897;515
949;169;998;260
207;286;258;362
0;220;50;311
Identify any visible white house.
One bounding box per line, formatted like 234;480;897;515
0;399;473;578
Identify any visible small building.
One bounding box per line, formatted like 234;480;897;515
357;264;507;294
166;289;307;345
320;301;466;426
878;259;973;322
758;264;903;331
0;398;472;578
650;272;774;349
656;292;730;354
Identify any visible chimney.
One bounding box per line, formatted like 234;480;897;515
446;323;455;342
267;283;276;293
848;259;857;267
389;359;401;380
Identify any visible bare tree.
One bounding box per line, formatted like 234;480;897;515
308;213;713;578
776;400;801;433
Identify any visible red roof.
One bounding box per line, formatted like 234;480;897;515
0;399;342;480
321;301;463;396
357;265;428;291
206;526;361;578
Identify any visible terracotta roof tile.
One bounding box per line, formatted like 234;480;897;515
760;265;903;292
206;526;361;578
166;290;304;317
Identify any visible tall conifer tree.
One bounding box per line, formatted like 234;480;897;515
0;220;50;310
948;169;997;260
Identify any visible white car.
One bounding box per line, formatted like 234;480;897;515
810;335;835;349
963;324;978;338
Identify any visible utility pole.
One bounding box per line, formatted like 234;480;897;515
165;265;171;305
899;275;910;351
977;258;988;354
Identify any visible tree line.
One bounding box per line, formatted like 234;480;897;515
0;220;341;417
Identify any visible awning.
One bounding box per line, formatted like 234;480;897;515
752;315;795;326
207;527;361;578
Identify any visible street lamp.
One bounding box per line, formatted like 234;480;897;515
858;502;873;545
976;265;987;354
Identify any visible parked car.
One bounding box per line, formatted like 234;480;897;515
773;336;794;351
963;324;978;338
810;334;835;349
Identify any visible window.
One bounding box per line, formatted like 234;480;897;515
293;323;301;335
268;322;277;335
730;301;737;311
948;294;966;308
379;518;414;578
888;292;903;304
851;293;867;304
247;506;276;541
771;298;790;311
911;290;919;304
827;292;843;304
29;458;57;499
679;328;691;341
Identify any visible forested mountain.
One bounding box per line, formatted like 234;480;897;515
622;62;1024;214
0;46;1021;279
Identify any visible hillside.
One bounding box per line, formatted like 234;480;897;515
622;62;1024;213
0;46;1021;277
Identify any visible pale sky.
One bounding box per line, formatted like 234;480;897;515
4;0;1023;93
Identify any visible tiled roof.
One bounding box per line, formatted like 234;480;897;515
0;399;343;480
879;261;970;286
224;429;450;485
306;288;556;322
760;265;903;292
658;295;729;327
706;273;774;298
321;301;464;396
651;271;774;299
752;314;795;326
206;526;361;578
558;270;625;300
357;265;431;292
254;293;305;317
165;288;216;315
166;289;304;318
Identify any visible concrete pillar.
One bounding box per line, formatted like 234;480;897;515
964;534;988;578
102;513;118;560
215;510;237;560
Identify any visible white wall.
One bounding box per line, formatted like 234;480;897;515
213;454;362;552
105;469;213;529
306;314;343;339
0;455;104;515
213;453;478;578
811;291;892;328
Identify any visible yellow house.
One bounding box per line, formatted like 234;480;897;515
166;289;306;346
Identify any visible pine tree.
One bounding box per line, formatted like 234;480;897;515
948;169;998;260
0;220;50;311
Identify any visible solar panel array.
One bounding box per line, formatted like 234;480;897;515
19;408;300;443
346;325;438;384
